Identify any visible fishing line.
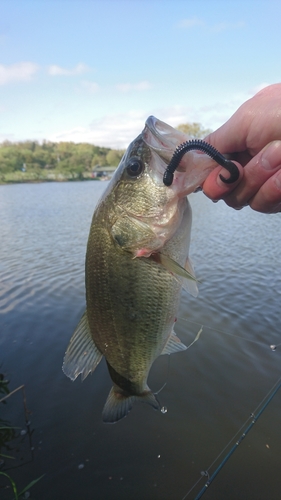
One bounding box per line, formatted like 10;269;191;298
177;316;279;351
180;373;281;500
154;328;203;404
179;256;281;349
178;275;280;350
154;356;171;396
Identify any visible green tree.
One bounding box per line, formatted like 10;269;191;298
105;149;124;166
176;122;212;139
0;139;124;181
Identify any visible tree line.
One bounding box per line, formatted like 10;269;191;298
0;140;125;176
0;122;211;183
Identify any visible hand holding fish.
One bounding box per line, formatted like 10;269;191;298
202;83;281;213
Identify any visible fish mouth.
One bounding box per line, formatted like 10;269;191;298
142;116;191;187
143;116;229;195
142;116;187;163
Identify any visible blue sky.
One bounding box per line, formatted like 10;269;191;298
1;0;281;148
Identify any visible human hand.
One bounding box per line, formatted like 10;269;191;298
202;83;281;213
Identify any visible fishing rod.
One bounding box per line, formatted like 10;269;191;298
186;375;281;499
162;141;278;498
175;316;281;499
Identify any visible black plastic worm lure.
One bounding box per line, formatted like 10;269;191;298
163;140;239;187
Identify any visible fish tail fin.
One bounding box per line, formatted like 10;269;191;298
102;386;160;424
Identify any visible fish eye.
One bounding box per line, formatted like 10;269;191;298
126;157;144;177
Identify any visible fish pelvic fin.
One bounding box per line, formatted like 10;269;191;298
62;310;103;381
161;330;187;355
102;386;160;424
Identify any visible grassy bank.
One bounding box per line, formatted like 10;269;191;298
0;140;123;185
0;170;107;185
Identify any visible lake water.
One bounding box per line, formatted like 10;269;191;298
1;180;281;500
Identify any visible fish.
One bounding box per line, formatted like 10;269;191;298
62;116;201;423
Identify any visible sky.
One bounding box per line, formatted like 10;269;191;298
1;0;281;149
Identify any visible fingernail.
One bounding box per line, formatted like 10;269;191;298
261;141;281;170
216;167;230;186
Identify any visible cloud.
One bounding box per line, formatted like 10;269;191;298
179;83;271;132
46;83;273;149
47;104;236;149
154;83;273;134
116;81;152;92
178;17;204;29
81;80;100;93
48;111;148;149
47;107;215;149
0;62;39;85
48;63;89;76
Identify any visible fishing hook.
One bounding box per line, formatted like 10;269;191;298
163;140;240;187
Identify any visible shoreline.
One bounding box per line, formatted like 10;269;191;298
0;176;111;186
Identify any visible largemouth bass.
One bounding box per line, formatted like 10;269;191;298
63;116;201;423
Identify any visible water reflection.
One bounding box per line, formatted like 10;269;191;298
1;182;281;499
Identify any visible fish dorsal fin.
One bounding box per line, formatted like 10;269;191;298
156;253;199;297
161;330;187;355
62;310;103;381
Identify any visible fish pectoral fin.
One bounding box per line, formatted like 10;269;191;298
161;330;187;355
102;386;160;424
156;253;199;298
62;310;103;382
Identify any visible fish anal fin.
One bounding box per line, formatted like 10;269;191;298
102;386;160;424
62;310;103;381
102;388;136;424
161;331;187;355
